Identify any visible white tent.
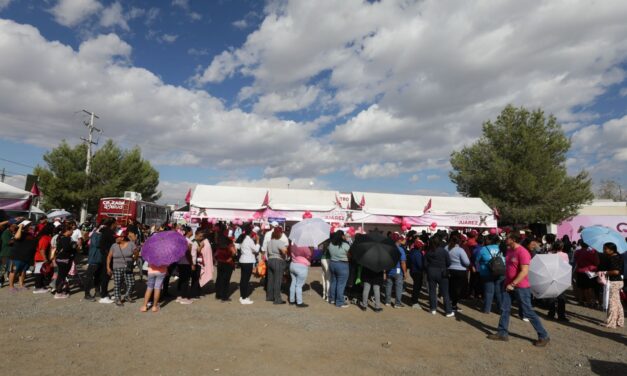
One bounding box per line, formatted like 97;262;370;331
190;185;268;210
352;191;429;217
268;188;339;212
0;181;31;210
429;196;493;215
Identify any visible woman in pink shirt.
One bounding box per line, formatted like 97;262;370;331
289;245;312;307
573;241;599;307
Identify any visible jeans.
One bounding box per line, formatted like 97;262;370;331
449;269;467;308
362;282;381;309
329;261;349;307
427;268;452;314
266;258;286;303
410;271;423;303
83;263;101;297
385;273;404;305
289;262;309;304
239;263;254;299
482;275;504;313
178;264;192;299
215;263;234;301
498;287;549;340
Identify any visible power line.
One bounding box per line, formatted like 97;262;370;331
0;157;36;169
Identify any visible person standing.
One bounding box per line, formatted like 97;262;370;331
140;263;167;313
408;239;425;307
320;241;331;301
83;223;103;301
447;233;470;312
573;242;599;307
239;226;259;305
98;218;117;304
52;224;77;299
0;223;16;287
424;236;453;317
33;223;53;294
360;265;384;312
214;229;237;302
176;226;194;305
475;235;505;314
265;227;289;305
328;230;351;308
488;233;550;347
385;233;407;308
547;240;569;321
599;242;624;329
8;221;37;292
106;230;138;306
289;245;312;308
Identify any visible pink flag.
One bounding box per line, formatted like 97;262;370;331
30;183;41;197
359;195;366;208
493;207;500;220
262;191;270;206
184;188;192;204
423;198;432;214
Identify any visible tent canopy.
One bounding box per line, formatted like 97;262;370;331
190;185;267;211
352;191;429;217
268;188;339;212
430;197;493;215
0;181;30;200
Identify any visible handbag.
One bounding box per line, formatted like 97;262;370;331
117;244;134;270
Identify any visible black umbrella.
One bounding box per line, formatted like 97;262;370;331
350;233;400;272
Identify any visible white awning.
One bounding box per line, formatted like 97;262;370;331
0;181;31;200
190;185;268;211
429;196;493;215
352;191;429;217
268;188;340;212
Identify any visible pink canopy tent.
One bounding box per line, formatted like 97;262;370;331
0;182;32;211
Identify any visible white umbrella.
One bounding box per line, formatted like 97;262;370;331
529;254;572;299
288;218;331;248
46;210;72;219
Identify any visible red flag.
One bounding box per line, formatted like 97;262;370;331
493;207;500;220
262;191;270;207
423;198;432;214
359;195;366;208
184;188;192;204
335;194;342;207
30;183;41;197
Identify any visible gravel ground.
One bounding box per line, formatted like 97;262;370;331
0;266;625;376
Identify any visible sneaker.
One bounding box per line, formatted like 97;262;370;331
176;297;183;302
99;297;114;304
533;338;550;347
431;310;437;315
179;298;193;305
454;307;463;312
339;304;350;308
384;303;391;307
296;303;309;308
522;317;530;323
412;303;421;309
83;295;96;301
359;304;367;311
487;334;509;342
240;298;254;305
54;293;69;299
394;303;405;308
446;312;455;318
115;300;124;307
33;288;49;294
373;307;383;313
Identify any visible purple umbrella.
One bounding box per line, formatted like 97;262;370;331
141;231;188;267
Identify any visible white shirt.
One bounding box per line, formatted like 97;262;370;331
178;237;193;265
239;236;260;264
71;229;82;243
261;230;288;254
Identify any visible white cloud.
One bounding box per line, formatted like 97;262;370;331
159;33;178;44
353;163;402;179
217;177;327;190
4;174;26;190
99;2;129;31
171;0;188;10
0;19;322;178
188;47;209;56
157;180;196;205
0;0;12;11
426;175;441;182
50;0;103;27
409;175;420;183
232;19;248;29
194;0;627;179
620;87;627;97
253;85;320;114
172;0;201;21
571;115;627;179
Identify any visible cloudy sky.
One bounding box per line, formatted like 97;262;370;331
1;0;626;205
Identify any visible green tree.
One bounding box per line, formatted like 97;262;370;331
449;105;593;224
596;179;624;201
34;140;161;213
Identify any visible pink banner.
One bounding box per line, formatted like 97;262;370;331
558;216;627;242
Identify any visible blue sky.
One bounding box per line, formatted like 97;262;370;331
1;0;627;204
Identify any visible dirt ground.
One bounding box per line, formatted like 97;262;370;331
1;266;625;376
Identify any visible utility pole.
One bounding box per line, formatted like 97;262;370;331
80;109;101;224
0;168;5;183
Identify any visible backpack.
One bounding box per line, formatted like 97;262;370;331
487;247;505;277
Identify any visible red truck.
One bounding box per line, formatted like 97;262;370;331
97;193;171;227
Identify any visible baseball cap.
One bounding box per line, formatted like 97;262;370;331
270;221;279;227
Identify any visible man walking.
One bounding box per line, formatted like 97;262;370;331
488;233;550;347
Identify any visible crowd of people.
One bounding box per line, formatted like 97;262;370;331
1;213;625;347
